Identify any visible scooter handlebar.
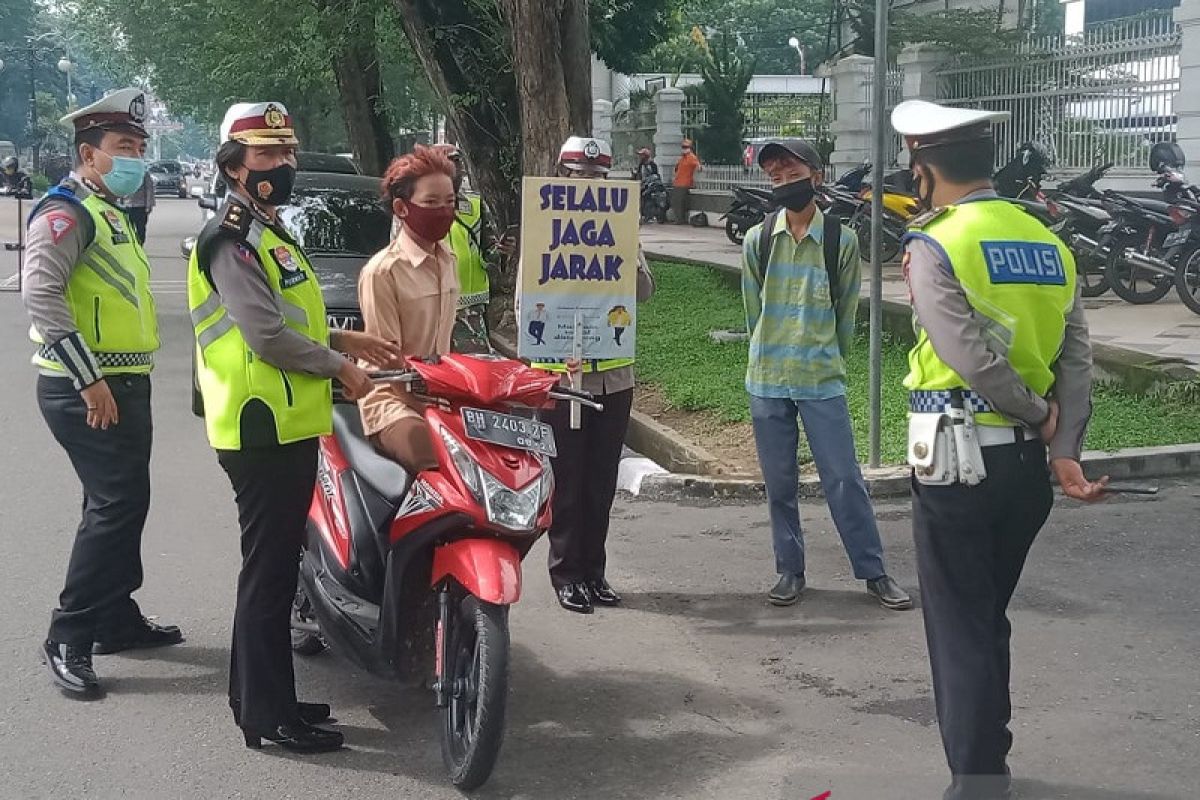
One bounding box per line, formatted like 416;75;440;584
368;370;421;384
548;387;604;412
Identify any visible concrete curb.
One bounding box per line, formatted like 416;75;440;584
634;444;1200;501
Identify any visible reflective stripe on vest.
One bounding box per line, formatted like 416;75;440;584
187;218;332;450
31;193;159;375
447;194;489;308
531;357;634;374
903;200;1077;427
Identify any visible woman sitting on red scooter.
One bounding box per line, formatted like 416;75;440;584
358;147;461;471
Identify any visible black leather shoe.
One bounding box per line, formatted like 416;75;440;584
586;578;621;607
231;699;332;726
40;640;100;695
556;583;594;614
93;617;184;654
768;574;805;606
866;575;914;611
242;722;344;753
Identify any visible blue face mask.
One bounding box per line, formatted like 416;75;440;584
99;154;147;197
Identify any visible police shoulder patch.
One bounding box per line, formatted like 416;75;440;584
218;202;251;236
907;206;951;230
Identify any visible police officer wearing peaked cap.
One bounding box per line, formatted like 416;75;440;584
23;88;183;697
188;102;401;752
891;99;1110;800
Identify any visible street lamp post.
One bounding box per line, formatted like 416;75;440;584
787;36;808;75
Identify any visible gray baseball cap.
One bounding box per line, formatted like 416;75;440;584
757;138;823;170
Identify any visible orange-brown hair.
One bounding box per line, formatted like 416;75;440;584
381;145;456;201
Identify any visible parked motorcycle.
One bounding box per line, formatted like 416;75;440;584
723;185;775;244
299;353;598;790
640;171;670;223
1041;162;1115;297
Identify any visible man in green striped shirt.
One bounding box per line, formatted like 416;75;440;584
742;139;910;611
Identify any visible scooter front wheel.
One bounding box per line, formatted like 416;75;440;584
441;595;509;790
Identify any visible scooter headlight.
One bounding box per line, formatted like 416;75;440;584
439;427;484;502
480;470;542;532
439;428;551;532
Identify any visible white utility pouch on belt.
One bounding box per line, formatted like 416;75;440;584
907;390;988;487
907;412;957;486
948;396;987;487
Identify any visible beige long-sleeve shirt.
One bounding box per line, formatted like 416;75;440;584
357;227;459;435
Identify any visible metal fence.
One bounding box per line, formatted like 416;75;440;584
694;164;771;192
935;11;1181;178
865;68;905;169
686;94;834;191
612;99;656;171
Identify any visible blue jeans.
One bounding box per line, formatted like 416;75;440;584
750;394;886;581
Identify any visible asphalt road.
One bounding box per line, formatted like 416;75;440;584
0;197;1196;799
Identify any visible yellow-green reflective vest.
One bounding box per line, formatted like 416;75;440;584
447;194;489;308
903;200;1077;427
187;215;332;450
31;192;159;375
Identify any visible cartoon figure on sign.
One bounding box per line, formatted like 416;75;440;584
528;302;548;346
607;304;631;346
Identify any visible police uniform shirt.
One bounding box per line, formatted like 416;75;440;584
203;192;345;379
904;187;1093;460
22;174;107;387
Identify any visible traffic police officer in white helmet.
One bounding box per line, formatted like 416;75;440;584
892;98;1109;799
520;135;655;614
24;88;183;697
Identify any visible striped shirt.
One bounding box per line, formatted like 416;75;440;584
741;208;861;400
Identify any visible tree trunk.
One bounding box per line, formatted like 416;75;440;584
391;0;523;301
319;3;394;176
560;0;594;137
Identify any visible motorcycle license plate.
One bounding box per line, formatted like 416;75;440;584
461;408;557;458
1163;230;1190;248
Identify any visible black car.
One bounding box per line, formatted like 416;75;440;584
184;172;391;414
277;172;390;331
149;160;187;197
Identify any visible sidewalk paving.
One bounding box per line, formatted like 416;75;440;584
642;222;1200;367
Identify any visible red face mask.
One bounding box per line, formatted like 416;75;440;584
401;200;456;242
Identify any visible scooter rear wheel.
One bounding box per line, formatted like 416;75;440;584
441;596;509;790
1106;247;1173;304
725;217;747;244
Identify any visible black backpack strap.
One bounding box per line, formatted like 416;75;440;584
823;212;842;308
757;210;781;280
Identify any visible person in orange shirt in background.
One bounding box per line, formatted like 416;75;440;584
672;138;703;223
674;139;702;189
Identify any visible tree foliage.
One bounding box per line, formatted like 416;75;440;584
693;31;756;165
641;0;834;74
590;0;681;74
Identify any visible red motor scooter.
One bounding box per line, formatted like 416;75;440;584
297;352;598;790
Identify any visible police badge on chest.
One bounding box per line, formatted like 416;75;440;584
271;246;309;288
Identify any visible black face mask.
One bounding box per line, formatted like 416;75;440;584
244;163;296;207
772;178;816;212
913;164;935;211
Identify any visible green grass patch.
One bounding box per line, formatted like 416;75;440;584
641;260;1200;464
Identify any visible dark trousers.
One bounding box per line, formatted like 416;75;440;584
528;320;546;345
912;439;1054;799
544;388;633;588
126;207;149;244
37;374;152;646
217;439;318;731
